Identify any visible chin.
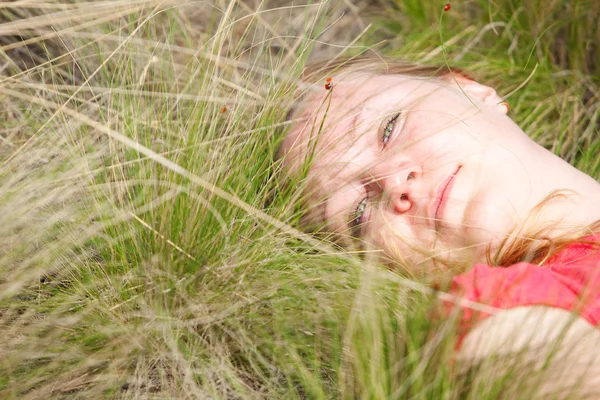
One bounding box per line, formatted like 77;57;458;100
461;189;514;250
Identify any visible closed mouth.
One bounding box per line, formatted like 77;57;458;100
432;166;461;230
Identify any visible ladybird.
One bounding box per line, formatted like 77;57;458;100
444;3;450;11
325;77;333;90
220;105;227;113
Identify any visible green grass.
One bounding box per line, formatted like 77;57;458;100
0;0;598;398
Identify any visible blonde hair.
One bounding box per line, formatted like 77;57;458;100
285;55;471;123
281;55;600;269
490;190;600;267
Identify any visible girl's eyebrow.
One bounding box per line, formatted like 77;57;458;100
314;174;347;232
350;110;362;136
323;192;348;235
341;108;364;145
323;178;362;235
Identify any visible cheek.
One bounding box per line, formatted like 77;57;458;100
405;122;471;166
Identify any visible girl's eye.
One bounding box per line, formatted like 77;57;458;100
351;197;368;236
382;112;401;146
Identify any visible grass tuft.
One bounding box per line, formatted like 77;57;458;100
0;0;598;398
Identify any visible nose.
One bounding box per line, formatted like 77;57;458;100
379;169;421;214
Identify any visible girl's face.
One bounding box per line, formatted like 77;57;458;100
282;73;546;275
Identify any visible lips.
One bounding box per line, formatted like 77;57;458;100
431;166;461;230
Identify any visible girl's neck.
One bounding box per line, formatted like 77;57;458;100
527;147;600;235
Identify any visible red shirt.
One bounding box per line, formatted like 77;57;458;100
449;235;600;342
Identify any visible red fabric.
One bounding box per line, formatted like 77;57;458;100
448;235;600;343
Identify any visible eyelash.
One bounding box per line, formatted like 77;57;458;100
351;197;368;236
350;112;401;236
382;112;400;146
